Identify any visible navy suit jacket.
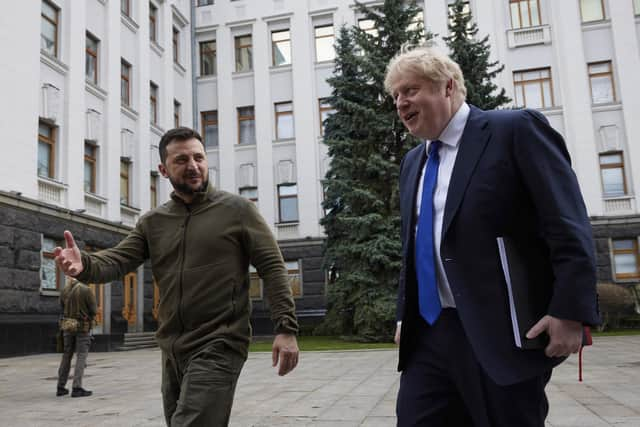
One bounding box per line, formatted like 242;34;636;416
396;105;599;386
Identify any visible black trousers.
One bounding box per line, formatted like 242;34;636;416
397;309;551;427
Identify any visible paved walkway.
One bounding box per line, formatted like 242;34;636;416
0;336;639;426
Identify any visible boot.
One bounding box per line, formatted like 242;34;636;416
71;387;92;397
56;386;69;396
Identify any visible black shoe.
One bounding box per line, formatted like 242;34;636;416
56;387;69;397
71;387;92;398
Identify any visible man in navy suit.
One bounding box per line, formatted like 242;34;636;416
385;46;599;426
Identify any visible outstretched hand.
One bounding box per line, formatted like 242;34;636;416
272;333;299;376
53;230;84;276
526;315;583;358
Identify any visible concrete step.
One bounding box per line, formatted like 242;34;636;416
119;332;157;351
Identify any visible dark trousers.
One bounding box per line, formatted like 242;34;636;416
162;340;246;427
396;309;551;427
57;331;91;389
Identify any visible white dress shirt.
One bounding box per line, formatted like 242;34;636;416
414;102;470;308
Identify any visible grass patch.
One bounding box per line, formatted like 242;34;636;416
249;335;396;352
592;329;640;337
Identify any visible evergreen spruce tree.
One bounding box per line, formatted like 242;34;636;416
444;0;510;110
318;0;431;341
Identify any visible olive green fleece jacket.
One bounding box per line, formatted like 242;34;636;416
75;185;298;359
60;279;97;332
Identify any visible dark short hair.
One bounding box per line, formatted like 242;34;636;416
158;127;204;164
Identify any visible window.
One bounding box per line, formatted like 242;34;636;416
149;3;157;42
271;29;291;66
249;266;263;300
84;142;97;193
599;152;626;197
121;0;130;17
41;0;59;57
174;100;181;127
121;60;131;106
238;106;256;145
358;19;378;37
509;0;541;29
588;61;615;104
314;25;335;62
200;40;216;76
278;184;298;223
197;0;214;5
150;82;158;125
235;35;253;72
38;121;56;178
275;102;294;140
286;261;302;297
409;9;425;34
173;27;180;63
240;187;258;202
150;173;158;208
513;67;554;109
201;110;219;148
319;98;336;136
580;0;605;22
85;33;99;84
120;159;131;205
122;272;137;324
41;237;64;291
612;239;640;279
635;0;640;15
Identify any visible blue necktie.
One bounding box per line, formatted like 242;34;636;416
416;140;442;325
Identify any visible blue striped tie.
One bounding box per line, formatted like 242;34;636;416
416;140;442;325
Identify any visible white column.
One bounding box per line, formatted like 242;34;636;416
474;0;510;98
253;19;276;227
64;1;87;210
136;0;151;213
0;1;40;198
161;4;175;132
104;0;123;221
291;2;320;237
609;0;640;202
547;0;602;215
424;0;448;47
217;25;236;192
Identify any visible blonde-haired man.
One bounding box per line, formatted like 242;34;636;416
388;46;598;426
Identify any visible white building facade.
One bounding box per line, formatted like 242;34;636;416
1;0;639;355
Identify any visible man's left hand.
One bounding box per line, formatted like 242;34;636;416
526;315;583;358
272;333;299;376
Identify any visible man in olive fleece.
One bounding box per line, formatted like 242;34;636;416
56;278;96;398
54;127;300;426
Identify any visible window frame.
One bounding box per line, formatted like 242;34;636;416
41;236;64;291
120;159;131;206
512;67;554;109
588;60;616;104
275;101;294;140
319;98;335;136
150;82;158;125
612;239;640;280
509;0;541;29
599;151;627;197
635;0;640;15
121;0;130;17
237;106;256;145
197;0;214;5
271;29;291;67
234;34;253;73
41;0;59;57
149;3;158;43
239;186;258;203
201;110;219;148
38;120;56;179
150;173;158;208
172;27;180;64
199;40;217;76
85;32;99;85
278;183;299;223
174;99;181;128
84;141;97;194
314;24;335;62
121;59;131;107
579;0;605;23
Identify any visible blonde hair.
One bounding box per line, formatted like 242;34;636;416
384;45;467;101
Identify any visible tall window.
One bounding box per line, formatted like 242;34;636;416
149;3;157;42
238;106;256;145
85;33;99;84
174;100;181;127
513;67;554;109
150;173;158;208
200;40;216;76
38;121;56;178
121;0;130;17
120;159;131;205
271;29;291;66
278;184;299;223
41;237;64;291
580;0;605;22
235;35;253;72
197;0;214;5
588;61;615;104
275;102;294;140
240;187;258;202
314;25;335;62
509;0;541;29
84;142;97;193
201;111;218;148
173;27;180;63
249;266;263;300
286;260;302;297
319;98;336;136
612;239;640;280
599;152;626;197
150;82;158;125
41;0;59;57
121;60;131;106
358;19;378;37
635;0;640;15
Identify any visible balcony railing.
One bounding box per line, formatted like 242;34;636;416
507;25;551;48
603;196;635;214
38;177;67;207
